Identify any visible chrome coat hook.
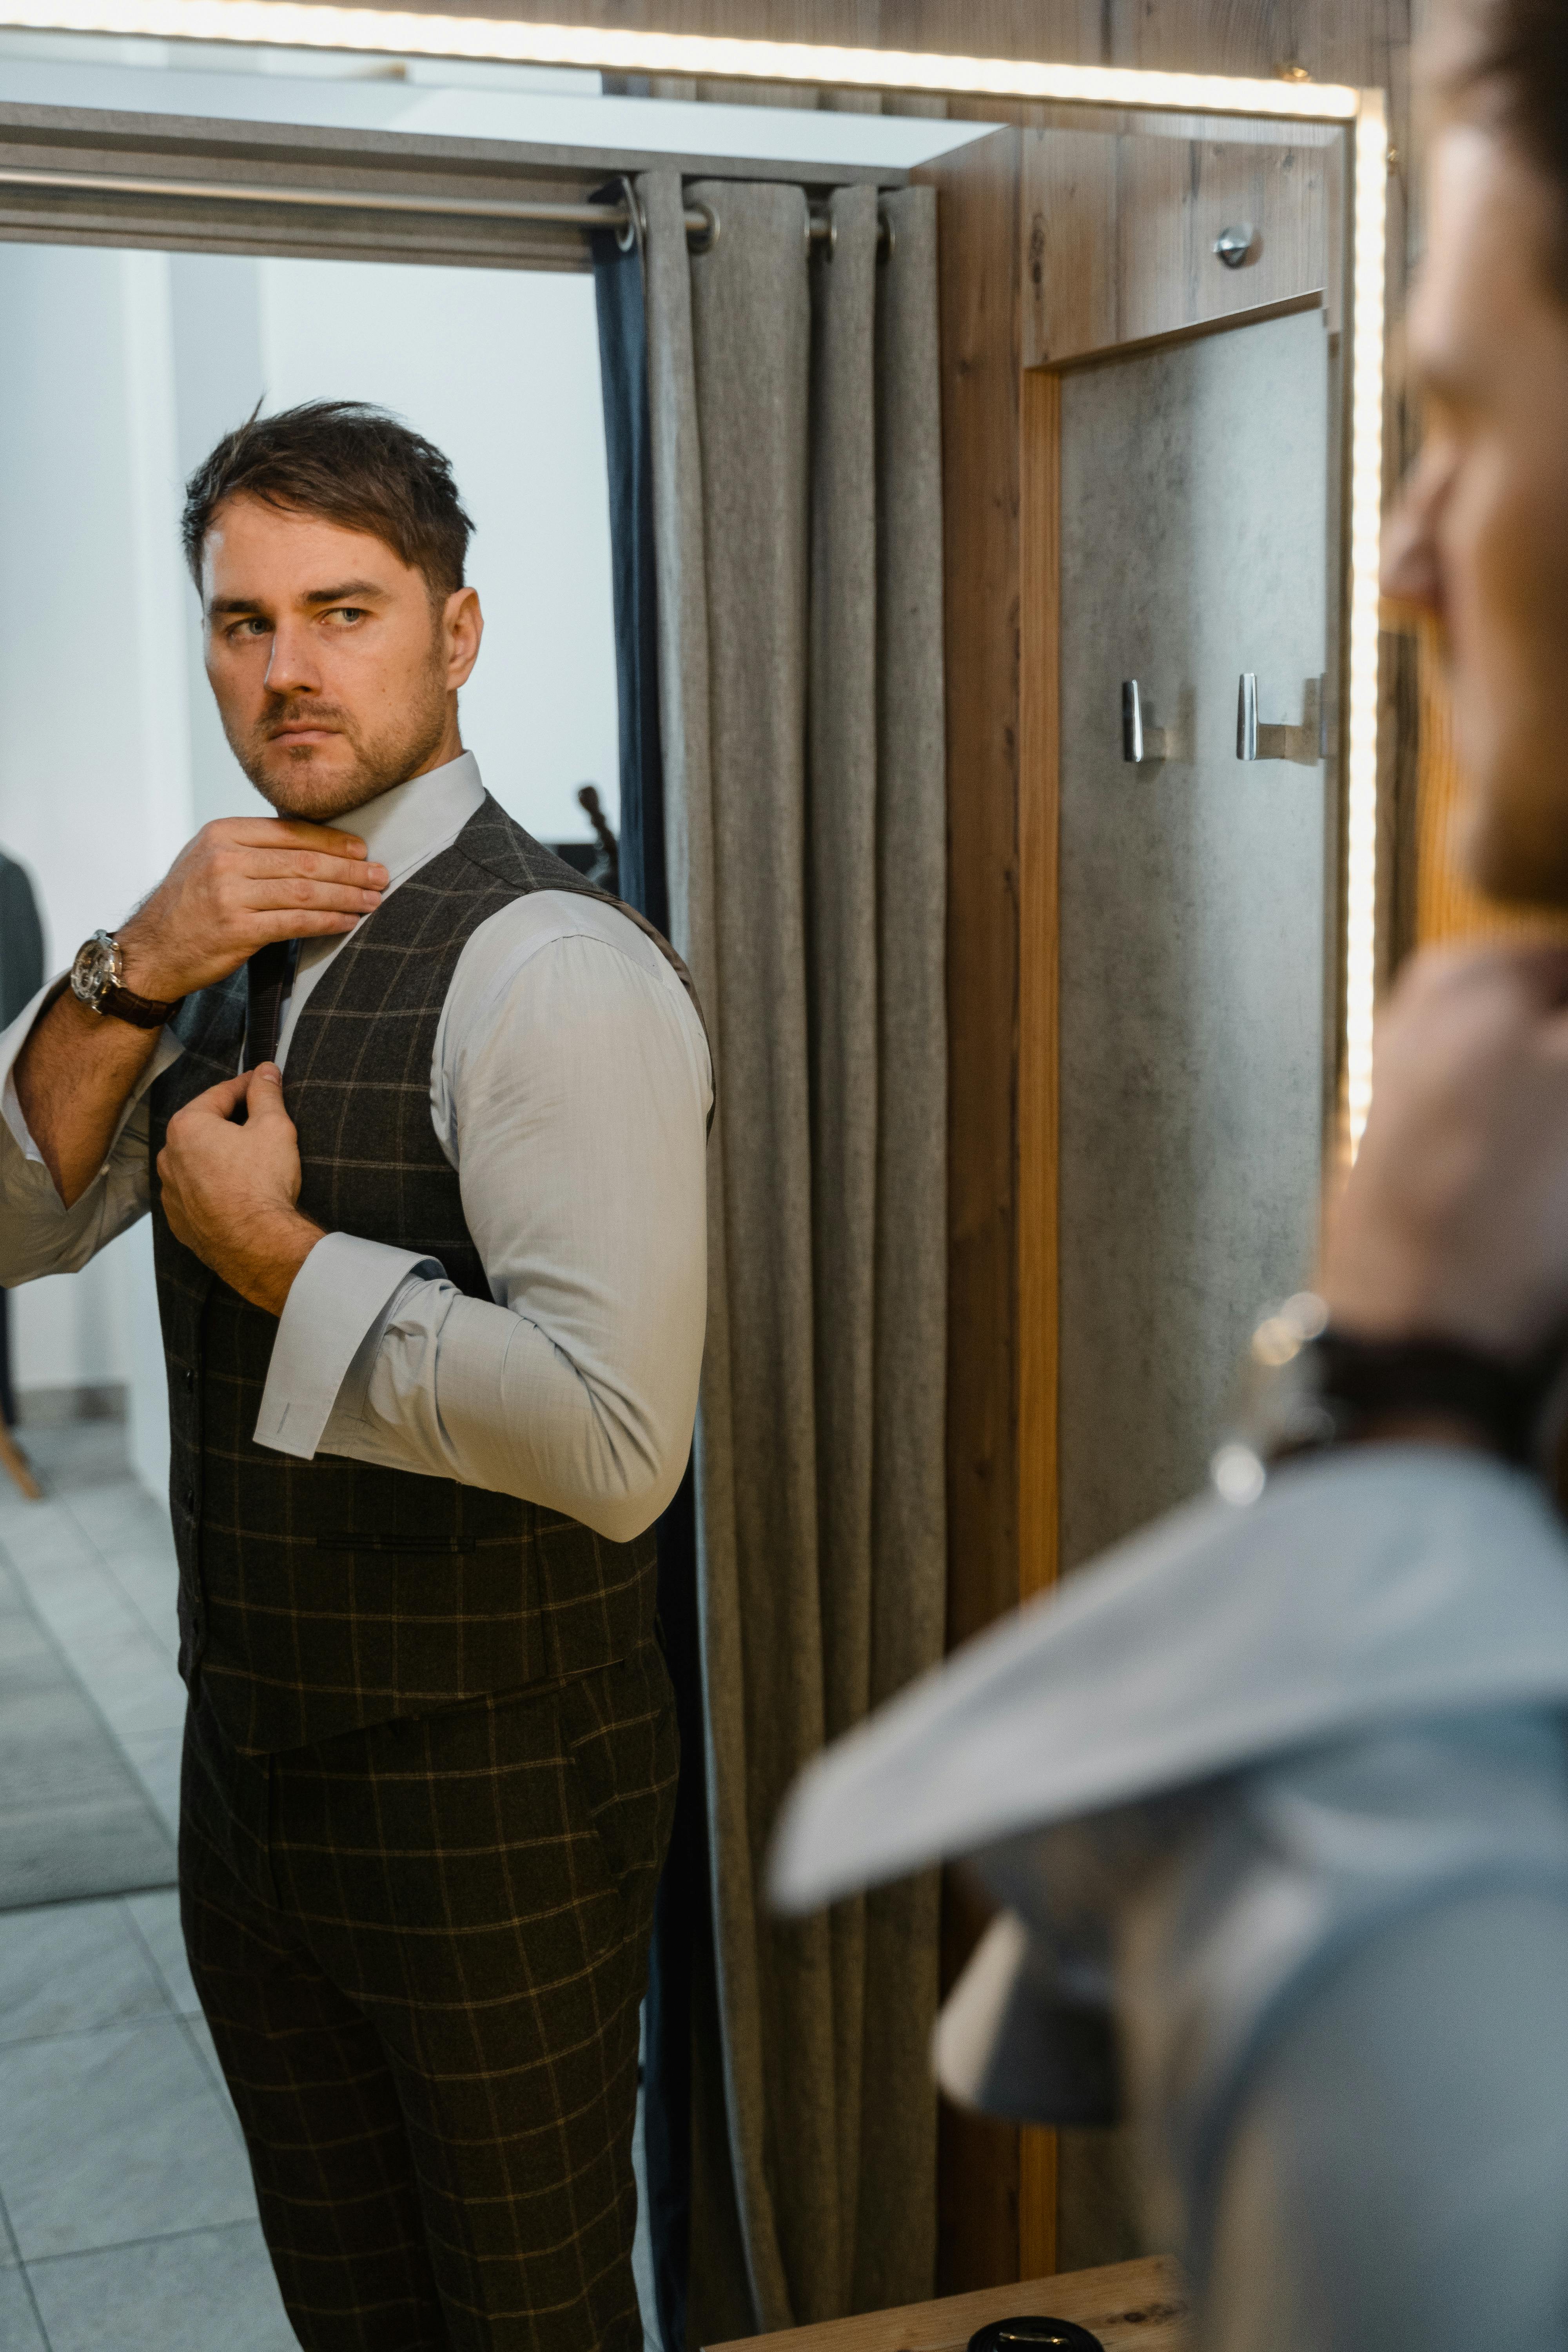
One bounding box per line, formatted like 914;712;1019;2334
1122;679;1170;764
1236;673;1323;765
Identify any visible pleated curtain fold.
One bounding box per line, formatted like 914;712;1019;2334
599;166;948;2345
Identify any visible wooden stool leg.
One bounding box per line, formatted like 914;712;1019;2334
0;1419;41;1501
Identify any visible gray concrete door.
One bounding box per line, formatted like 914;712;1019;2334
1057;302;1330;1573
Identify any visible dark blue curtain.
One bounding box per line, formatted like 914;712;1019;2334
591;195;708;2352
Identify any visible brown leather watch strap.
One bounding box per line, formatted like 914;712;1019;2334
100;980;182;1030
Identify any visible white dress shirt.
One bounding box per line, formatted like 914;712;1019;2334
0;753;712;1543
774;1446;1568;2351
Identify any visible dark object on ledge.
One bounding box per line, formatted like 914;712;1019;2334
967;2323;1105;2352
549;784;620;896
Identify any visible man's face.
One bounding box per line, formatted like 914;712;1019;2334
1386;120;1568;902
201;496;482;822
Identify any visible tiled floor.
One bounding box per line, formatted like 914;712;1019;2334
0;1420;661;2352
0;1422;296;2351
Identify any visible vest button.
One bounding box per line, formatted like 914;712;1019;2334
184;1485;196;1511
184;1368;195;1390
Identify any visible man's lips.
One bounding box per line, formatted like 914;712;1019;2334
267;722;342;746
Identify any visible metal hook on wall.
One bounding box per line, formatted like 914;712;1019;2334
1236;673;1323;765
1122;679;1194;766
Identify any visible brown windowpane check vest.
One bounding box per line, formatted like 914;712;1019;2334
149;794;698;1756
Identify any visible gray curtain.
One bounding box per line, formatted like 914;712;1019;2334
637;168;948;2339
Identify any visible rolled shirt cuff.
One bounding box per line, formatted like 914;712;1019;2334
254;1230;444;1459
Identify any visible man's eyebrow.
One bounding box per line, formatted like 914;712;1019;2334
301;581;387;606
206;580;389;619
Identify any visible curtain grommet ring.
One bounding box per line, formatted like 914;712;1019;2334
613;172;644;256
878;206;895;261
813;206;838;261
686;197;718;254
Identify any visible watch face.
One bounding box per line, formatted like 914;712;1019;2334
70;932;118;1011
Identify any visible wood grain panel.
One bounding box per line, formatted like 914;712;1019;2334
917;122;1026;2298
1022;125;1328;370
708;2254;1189;2352
1017;359;1061;2287
1021;132;1116;370
1018;361;1059;1622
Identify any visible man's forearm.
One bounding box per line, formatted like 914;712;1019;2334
14;986;163;1208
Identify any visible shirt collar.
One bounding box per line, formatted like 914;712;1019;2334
338;750;486;883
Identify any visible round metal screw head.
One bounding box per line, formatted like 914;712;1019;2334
1214;222;1256;269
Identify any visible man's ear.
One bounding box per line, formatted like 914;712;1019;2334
443;586;483;690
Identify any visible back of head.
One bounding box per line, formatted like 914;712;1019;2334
1438;0;1568;285
181;399;473;600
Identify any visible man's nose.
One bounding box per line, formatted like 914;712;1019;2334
263;621;322;696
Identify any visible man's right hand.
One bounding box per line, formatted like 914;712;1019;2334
14;817;387;1211
116;818;388;1002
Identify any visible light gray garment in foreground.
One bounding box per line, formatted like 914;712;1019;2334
641;167;947;2336
0;755;711;1539
775;1446;1568;2350
1205;1877;1568;2352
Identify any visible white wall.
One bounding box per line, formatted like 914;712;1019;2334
258;258;620;842
0;240;621;1500
0;244;193;1498
165;252;620;843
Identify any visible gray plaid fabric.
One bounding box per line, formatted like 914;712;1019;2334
181;1646;678;2351
148;796;686;1756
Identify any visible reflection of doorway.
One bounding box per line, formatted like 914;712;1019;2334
0;240;631;2352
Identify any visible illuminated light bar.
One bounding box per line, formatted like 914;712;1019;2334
0;0;1361;121
1345;90;1388;1156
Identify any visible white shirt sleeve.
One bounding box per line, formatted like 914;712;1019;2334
0;977;181;1283
255;897;711;1545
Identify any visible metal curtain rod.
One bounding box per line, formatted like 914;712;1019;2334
0;161;885;250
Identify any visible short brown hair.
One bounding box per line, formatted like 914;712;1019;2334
1439;0;1568;283
182;399;473;597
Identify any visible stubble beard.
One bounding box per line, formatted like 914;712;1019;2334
229;654;452;825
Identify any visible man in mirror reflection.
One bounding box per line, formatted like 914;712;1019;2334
778;4;1568;2347
0;401;711;2350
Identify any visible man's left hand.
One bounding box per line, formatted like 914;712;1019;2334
157;1063;323;1317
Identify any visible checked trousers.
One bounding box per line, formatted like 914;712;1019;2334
179;1646;677;2352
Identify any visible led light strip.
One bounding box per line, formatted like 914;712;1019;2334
0;0;1360;121
1345;91;1388;1156
0;0;1385;1142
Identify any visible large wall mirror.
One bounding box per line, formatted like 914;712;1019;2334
0;13;1385;2341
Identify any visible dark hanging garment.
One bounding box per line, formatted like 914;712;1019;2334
0;851;44;1428
593;194;708;2352
0;852;44;1033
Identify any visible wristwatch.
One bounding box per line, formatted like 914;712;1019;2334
1210;1291;1568;1508
68;930;181;1031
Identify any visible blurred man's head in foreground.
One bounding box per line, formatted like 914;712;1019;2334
1383;0;1568;903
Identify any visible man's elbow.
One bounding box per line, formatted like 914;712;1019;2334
574;1437;689;1547
583;1468;686;1543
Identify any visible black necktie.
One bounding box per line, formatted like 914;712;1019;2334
243;938;299;1071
